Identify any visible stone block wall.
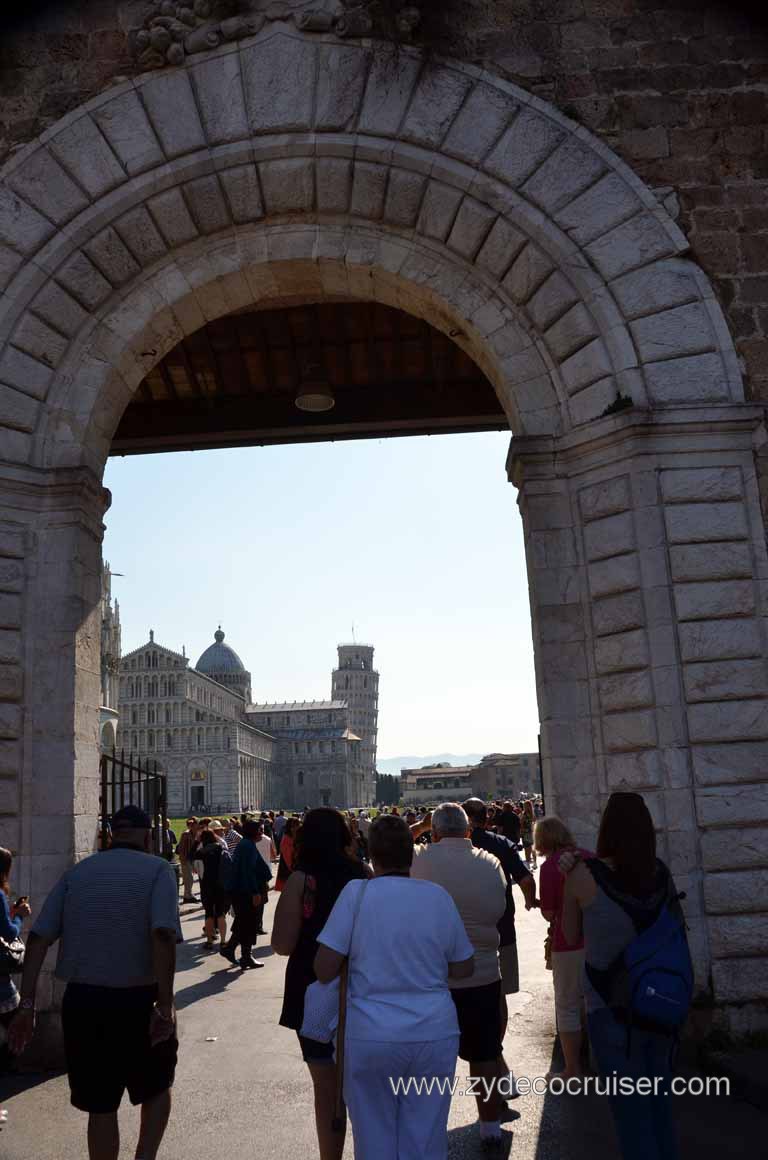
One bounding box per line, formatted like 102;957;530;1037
3;1;766;431
513;403;768;1022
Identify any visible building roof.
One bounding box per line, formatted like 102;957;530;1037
247;700;347;713
402;766;476;779
196;627;247;675
272;727;361;741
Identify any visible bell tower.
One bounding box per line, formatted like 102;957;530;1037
332;643;378;803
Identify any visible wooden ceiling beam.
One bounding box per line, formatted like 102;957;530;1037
176;339;205;398
157;360;179;402
253;311;277;394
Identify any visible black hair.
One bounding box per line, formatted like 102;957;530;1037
294;808;353;871
597;792;657;896
0;846;11;894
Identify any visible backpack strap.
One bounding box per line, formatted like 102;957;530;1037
585;857;671;934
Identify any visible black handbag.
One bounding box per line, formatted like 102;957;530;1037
0;934;24;974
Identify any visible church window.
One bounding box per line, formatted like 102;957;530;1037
197;730;203;749
297;770;304;787
285;715;290;726
131;710;137;725
148;731;154;749
152;652;158;668
165;707;171;724
168;679;175;696
132;732;138;751
148;707;155;724
167;733;173;750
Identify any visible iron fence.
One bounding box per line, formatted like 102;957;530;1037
99;749;170;857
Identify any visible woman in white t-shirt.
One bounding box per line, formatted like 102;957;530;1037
314;815;474;1160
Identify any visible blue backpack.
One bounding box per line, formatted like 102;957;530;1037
585;859;693;1040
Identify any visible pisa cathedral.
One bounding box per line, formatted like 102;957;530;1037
110;604;379;813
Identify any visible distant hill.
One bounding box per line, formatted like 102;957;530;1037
377;754;484;777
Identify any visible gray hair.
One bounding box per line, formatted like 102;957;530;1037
432;802;469;838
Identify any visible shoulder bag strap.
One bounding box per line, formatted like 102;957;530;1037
334;879;367;1131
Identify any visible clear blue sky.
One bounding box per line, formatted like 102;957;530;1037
103;431;539;759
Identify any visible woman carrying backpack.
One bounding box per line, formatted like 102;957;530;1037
562;792;692;1160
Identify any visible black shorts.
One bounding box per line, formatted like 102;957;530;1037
202;887;230;920
297;1031;334;1065
62;982;178;1114
450;980;503;1063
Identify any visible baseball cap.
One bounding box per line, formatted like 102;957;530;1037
111;804;152;831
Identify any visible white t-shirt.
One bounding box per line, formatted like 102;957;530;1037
318;876;474;1042
255;835;273;882
411;839;507;989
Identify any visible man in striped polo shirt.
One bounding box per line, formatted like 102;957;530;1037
9;804;180;1160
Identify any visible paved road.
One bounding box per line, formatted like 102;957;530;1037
2;869;766;1158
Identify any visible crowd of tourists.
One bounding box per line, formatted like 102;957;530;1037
0;790;693;1160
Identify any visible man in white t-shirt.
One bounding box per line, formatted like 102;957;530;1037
411;802;508;1146
315;814;474;1160
254;824;277;935
273;810;287;846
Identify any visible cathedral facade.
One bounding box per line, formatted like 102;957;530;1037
114;629;378;814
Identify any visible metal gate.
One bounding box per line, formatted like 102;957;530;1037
99;749;170;857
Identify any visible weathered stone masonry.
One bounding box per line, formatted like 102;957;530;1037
2;4;768;421
0;2;765;1034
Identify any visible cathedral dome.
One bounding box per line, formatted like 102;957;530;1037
196;628;246;675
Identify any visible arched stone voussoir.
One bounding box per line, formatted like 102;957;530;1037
37;220;573;471
0;27;745;467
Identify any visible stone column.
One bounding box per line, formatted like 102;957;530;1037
510;404;768;1028
0;464;108;1059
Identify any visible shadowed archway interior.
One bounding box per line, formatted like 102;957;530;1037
114;301;505;454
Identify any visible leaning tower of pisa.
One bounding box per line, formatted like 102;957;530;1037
332;643;379;804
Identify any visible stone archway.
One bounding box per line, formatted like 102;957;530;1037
0;27;766;1026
